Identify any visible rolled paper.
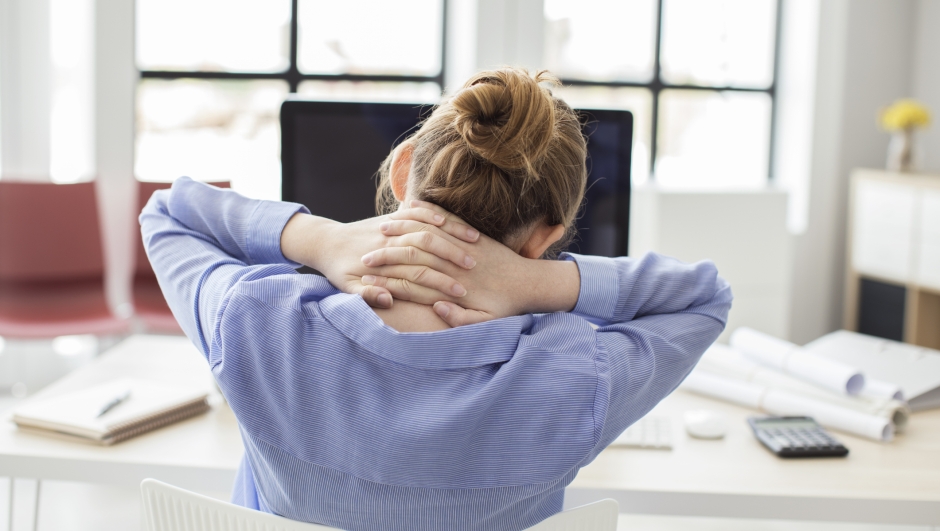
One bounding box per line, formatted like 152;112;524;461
862;378;905;402
730;327;866;395
681;369;895;442
699;344;910;431
761;389;893;442
681;372;763;409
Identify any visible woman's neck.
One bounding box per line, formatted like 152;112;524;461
372;300;452;332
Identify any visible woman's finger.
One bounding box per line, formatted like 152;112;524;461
368;230;475;269
362;275;459;305
361;245;457;274
387;207;446;227
408;200;465;221
387;209;479;243
406;200;478;240
433;301;495;327
345;283;394;309
364;264;465;297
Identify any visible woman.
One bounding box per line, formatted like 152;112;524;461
141;68;732;531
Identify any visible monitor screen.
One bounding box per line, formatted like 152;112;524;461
281;100;632;257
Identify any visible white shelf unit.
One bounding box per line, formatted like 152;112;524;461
844;169;940;349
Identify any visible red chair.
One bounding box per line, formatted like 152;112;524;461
133;180;230;333
0;181;129;338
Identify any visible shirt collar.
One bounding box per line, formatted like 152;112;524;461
318;294;529;371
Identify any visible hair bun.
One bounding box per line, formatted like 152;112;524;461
452;69;558;176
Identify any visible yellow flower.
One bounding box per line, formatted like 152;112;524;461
880;99;931;131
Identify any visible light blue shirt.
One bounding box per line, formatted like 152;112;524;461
140;177;732;531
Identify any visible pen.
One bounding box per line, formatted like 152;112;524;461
96;389;132;418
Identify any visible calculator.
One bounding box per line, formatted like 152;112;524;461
748;416;849;458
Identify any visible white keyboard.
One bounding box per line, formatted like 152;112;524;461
611;416;673;450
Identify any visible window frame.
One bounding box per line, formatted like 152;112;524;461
556;0;783;181
137;0;448;93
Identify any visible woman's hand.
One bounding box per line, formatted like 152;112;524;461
360;201;581;326
280;205;480;309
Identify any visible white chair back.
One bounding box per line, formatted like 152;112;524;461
141;479;618;531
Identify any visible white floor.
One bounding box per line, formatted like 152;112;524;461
0;339;935;531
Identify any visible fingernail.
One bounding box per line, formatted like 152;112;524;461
362;275;376;285
435;303;450;318
433;214;444;223
377;293;392;307
361;255;373;266
452;284;467;297
467;228;479;240
380;222;390;232
463;255;476;268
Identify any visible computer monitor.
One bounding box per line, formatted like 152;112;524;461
281;100;632;257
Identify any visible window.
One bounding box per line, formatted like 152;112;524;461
545;0;780;187
135;0;446;200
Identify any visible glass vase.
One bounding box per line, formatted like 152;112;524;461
886;127;922;173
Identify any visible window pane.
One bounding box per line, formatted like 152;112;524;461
136;80;287;200
544;0;657;82
298;81;442;104
136;0;291;72
660;0;777;88
553;86;653;185
656;90;770;188
298;0;443;76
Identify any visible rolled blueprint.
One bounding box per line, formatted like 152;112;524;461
699;345;910;431
681;371;894;442
861;378;905;402
730;328;865;395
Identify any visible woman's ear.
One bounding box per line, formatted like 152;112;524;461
390;143;414;202
519;224;566;259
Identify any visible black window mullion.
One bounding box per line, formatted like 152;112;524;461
437;0;448;89
140;71;443;84
138;0;447;93
767;0;783;181
650;0;664;179
288;0;300;92
557;77;774;94
557;0;780;184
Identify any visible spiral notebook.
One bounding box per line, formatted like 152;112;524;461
12;378;211;445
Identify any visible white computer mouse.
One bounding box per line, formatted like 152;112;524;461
683;410;728;439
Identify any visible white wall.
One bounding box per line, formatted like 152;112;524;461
788;0;925;344
95;0;137;318
475;0;544;72
912;0;940;174
631;188;792;343
0;0;52;181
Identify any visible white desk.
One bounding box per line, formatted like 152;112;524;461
0;336;242;492
1;335;938;525
568;391;940;525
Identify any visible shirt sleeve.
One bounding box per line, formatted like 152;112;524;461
138;177;311;357
560;252;733;462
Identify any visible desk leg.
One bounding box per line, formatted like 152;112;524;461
4;479;41;531
31;481;39;531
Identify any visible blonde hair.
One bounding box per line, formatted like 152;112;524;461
376;68;587;256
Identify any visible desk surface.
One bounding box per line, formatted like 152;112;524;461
1;335;938;524
569;389;940;524
0;335;243;491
